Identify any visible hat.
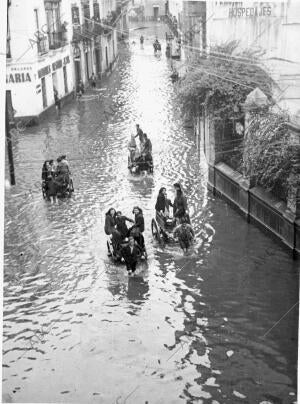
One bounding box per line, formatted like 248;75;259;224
173;182;181;189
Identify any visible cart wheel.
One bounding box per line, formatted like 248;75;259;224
151;219;162;243
107;241;113;257
69;178;74;193
42;183;46;199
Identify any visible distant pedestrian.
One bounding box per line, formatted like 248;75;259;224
76;80;84;98
90;73;96;88
53;87;61;110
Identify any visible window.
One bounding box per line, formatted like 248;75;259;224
83;1;90;19
71;5;80;24
45;1;61;34
44;1;67;49
93;1;100;20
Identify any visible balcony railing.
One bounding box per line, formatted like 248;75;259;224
72;20;103;42
37;36;48;55
48;30;68;50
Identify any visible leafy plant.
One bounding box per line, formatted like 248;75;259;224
177;41;273;120
242;111;296;199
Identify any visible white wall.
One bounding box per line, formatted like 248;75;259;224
205;0;300;117
7;0;74;117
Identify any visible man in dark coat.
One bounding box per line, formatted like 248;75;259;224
121;236;140;275
173;183;189;223
174;217;194;253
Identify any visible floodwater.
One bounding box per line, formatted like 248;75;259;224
3;22;299;404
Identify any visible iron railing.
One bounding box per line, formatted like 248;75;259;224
48;30;68;50
37;37;48;55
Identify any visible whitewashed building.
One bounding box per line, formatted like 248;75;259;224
141;0;167;19
6;0;74;121
205;0;300;125
6;0;120;121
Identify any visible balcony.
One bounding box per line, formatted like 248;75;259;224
37;37;48;55
72;19;104;42
48;30;68;50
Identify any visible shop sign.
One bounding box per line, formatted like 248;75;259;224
38;65;51;78
52;59;63;71
229;5;272;17
63;56;70;65
6;72;32;83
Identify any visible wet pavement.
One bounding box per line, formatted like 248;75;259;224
3;22;299;403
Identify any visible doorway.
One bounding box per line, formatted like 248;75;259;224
41;77;47;108
105;46;108;69
153;6;159;19
63;66;68;94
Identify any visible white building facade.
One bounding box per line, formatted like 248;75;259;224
6;0;74;121
141;0;167;19
6;0;120;121
205;0;300;124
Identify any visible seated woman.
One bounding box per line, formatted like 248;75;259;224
141;134;152;155
155;187;173;219
42;161;50;182
128;206;145;252
55;156;70;192
104;208;121;255
42;160;57;203
116;211;134;240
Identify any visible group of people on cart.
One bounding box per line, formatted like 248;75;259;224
42;155;73;202
127;124;153;173
104;183;195;276
155;183;194;253
105;206;146;275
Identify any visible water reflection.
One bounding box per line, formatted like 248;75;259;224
3;22;298;404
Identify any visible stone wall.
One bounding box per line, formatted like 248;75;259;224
209;162;300;259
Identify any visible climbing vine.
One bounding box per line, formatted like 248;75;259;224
177;41;274;120
242;111;296;199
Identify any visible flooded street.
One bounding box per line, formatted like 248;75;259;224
3;23;299;403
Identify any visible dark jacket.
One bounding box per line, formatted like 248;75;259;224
121;244;140;263
155;194;173;213
135;212;144;233
173;192;188;218
104;214;116;235
174;224;194;241
116;216;133;238
143;138;152;154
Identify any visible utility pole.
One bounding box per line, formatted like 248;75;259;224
5;96;16;186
